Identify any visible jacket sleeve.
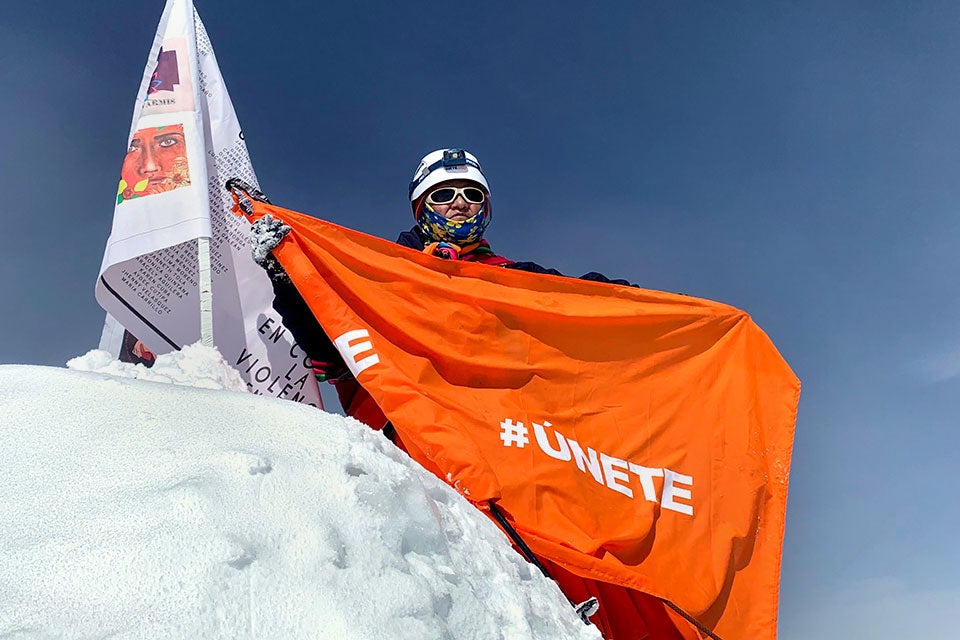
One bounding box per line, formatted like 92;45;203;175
396;226;426;250
502;261;564;277
270;227;427;365
267;266;343;365
577;271;635;287
504;261;637;287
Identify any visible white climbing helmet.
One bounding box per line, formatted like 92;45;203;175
408;148;490;204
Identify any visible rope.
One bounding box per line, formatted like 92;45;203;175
662;599;726;640
486;501;552;578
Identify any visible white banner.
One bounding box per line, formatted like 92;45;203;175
96;0;321;407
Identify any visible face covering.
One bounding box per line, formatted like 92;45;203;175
417;202;490;245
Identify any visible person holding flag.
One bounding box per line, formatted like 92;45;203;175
232;140;798;639
248;149;710;639
251;147;632;443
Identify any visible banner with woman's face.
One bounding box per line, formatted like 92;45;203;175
118;124;191;203
97;0;322;409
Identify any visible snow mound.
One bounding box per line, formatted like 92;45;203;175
67;342;248;392
0;362;597;640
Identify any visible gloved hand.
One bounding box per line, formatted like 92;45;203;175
250;214;291;266
425;241;461;260
311;358;352;383
250;214;292;281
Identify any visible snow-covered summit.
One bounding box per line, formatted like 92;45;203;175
0;348;597;639
66;342;249;392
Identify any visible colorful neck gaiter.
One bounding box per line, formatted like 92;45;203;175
417;202;490;245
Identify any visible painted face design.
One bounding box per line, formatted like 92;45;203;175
117;124;191;204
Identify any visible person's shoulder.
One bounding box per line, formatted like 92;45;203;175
503;261;563;276
578;271;635;287
396;226;425;250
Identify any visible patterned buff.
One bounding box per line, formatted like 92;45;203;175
417;202;490;245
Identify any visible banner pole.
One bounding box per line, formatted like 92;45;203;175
198;235;214;346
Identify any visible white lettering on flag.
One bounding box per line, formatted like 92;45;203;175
504;417;695;516
334;329;381;377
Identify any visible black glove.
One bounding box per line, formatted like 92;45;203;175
310;358;352;384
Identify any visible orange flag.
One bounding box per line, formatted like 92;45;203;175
233;189;800;640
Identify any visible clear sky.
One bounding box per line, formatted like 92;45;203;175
2;1;958;637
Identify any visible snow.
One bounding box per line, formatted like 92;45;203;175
66;343;248;392
0;346;598;639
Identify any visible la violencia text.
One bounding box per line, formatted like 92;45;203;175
234;317;316;406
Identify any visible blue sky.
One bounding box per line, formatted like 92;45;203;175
2;1;959;636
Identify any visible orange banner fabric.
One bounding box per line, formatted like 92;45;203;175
237;197;800;640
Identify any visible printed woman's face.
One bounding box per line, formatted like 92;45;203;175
118;124;191;202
